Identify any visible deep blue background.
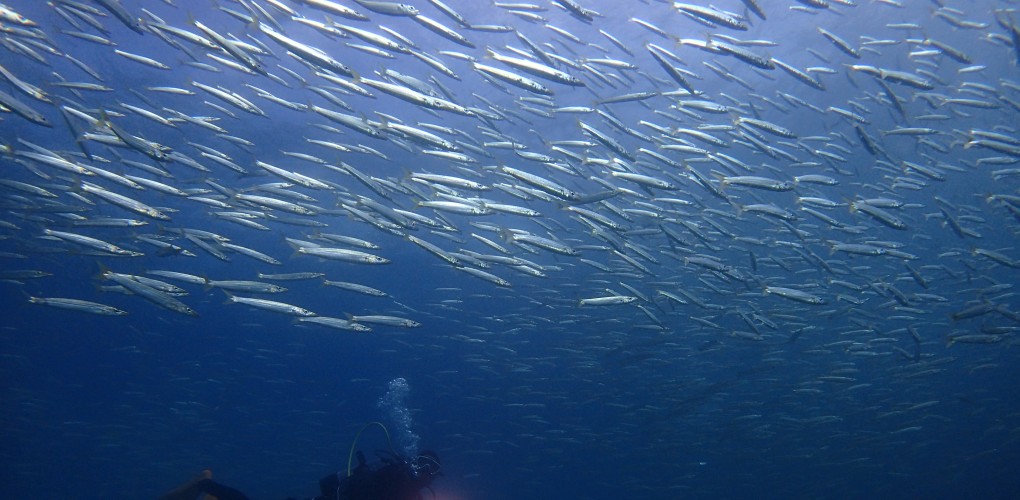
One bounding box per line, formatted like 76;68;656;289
2;0;1020;499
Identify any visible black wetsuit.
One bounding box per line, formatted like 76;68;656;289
315;454;435;500
160;453;434;500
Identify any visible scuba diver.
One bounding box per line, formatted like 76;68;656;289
314;447;441;500
158;423;441;500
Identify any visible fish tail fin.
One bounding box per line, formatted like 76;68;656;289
95;261;112;280
714;173;730;192
498;228;514;244
97;109;110;127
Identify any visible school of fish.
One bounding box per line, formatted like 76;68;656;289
2;0;1020;495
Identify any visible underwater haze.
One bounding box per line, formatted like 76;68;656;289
2;0;1020;498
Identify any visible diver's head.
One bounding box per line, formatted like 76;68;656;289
410;449;441;479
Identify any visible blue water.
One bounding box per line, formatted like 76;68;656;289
2;0;1020;498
